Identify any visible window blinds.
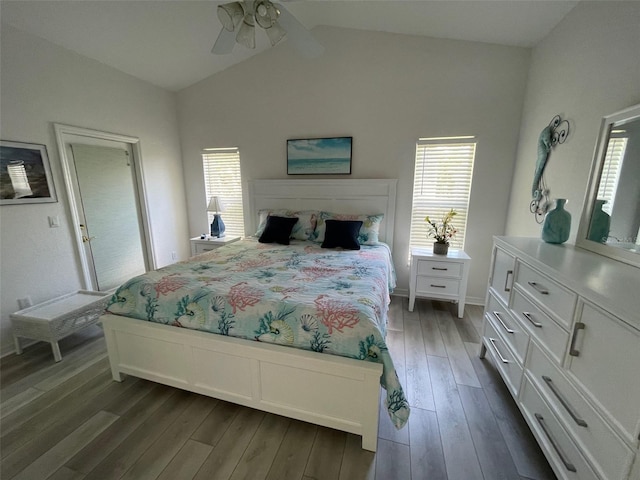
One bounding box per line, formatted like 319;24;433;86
596;136;627;215
409;137;476;250
202;148;245;237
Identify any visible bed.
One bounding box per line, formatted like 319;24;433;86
100;179;406;451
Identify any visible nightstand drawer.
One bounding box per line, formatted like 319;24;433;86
520;377;599;480
190;236;240;256
486;293;529;364
515;261;576;329
194;244;218;254
511;288;569;365
415;277;460;296
416;260;462;278
528;342;634;480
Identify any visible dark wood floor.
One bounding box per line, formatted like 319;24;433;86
0;296;555;480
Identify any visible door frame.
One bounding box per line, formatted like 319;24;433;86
54;123;156;290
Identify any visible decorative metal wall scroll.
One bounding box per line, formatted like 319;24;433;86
530;115;570;223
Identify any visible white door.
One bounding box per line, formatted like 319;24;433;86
69;143;147;291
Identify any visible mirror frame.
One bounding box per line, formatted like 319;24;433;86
577;103;640;268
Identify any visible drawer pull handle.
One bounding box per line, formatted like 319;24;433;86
488;338;509;364
504;270;513;292
542;376;588;428
534;413;577;473
523;311;543;328
430;284;446;288
569;322;585;357
432;267;448;271
528;281;549;295
493;311;514;334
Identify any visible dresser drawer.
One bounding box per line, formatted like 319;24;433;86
416;260;462;278
415;276;460;296
566;302;640;444
520;377;599;480
511;288;569;365
485;293;529;364
528;342;634;480
515;261;577;329
483;319;523;397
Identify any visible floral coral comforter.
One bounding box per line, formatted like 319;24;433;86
106;238;409;428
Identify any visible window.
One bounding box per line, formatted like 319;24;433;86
409;136;476;250
202;148;245;237
596;135;627;215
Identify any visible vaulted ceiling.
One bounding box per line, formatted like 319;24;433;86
0;1;579;91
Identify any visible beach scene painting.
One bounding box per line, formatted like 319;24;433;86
287;137;352;175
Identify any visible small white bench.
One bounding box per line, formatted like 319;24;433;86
10;290;110;362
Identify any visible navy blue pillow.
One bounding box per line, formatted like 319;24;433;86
259;216;299;245
322;220;362;250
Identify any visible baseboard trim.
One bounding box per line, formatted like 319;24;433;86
390;291;484;307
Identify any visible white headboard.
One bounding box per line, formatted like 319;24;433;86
246;179;397;251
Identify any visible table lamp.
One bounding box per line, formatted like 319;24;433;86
207;196;226;238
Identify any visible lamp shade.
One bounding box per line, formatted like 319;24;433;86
207;196;226;213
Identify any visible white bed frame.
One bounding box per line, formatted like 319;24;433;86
102;179;398;451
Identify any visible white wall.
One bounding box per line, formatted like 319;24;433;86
505;2;640;240
0;25;189;356
178;26;531;302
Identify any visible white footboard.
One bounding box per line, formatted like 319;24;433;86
101;313;382;451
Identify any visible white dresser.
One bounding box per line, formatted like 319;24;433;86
481;237;640;480
408;247;471;318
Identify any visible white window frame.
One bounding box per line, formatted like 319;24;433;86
409;136;476;251
202;147;245;237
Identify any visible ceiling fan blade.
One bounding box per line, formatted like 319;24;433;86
275;3;324;57
212;27;236;54
236;14;256;49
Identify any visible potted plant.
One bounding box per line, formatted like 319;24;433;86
425;209;457;255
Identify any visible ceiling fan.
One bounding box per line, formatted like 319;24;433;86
212;0;324;57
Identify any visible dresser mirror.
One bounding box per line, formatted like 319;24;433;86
577;103;640;268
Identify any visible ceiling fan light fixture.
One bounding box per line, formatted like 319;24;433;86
217;2;245;32
265;21;286;46
236;14;256;49
255;0;279;29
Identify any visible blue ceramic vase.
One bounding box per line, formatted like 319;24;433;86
542;199;571;244
587;199;610;244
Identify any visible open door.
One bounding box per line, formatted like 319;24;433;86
55;124;154;291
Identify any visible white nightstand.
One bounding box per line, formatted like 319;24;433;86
408;247;471;318
190;235;240;256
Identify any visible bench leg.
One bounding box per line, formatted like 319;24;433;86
14;335;23;355
51;341;62;362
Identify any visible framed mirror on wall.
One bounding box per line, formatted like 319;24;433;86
577;103;640;268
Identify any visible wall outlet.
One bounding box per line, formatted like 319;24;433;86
171;251;177;261
17;296;32;310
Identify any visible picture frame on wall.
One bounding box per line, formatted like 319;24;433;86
287;137;352;175
0;140;57;205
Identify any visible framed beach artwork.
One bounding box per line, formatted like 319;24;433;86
287;137;352;175
0;140;57;205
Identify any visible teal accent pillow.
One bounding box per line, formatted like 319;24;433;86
311;212;384;245
255;209;318;241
